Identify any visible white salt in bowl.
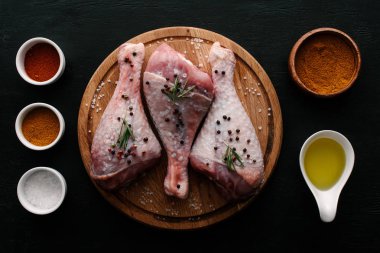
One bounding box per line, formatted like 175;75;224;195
17;167;67;215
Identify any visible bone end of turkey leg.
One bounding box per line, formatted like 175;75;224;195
190;42;264;200
143;43;214;199
90;42;162;190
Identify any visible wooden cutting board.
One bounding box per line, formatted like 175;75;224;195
78;27;282;229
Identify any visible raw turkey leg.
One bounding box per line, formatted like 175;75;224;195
143;43;214;199
90;43;161;190
190;42;264;199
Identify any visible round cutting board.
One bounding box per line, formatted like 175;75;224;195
78;27;282;229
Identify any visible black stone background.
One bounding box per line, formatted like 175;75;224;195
1;0;379;252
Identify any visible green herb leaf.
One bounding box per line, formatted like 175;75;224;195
163;77;195;102
117;119;134;149
223;143;244;172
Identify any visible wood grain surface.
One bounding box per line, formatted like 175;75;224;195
78;27;282;229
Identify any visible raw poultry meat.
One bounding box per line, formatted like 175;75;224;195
91;43;161;190
143;43;214;199
190;42;264;199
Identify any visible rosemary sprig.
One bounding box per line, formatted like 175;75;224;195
223;143;244;172
163;77;195;102
117;119;134;149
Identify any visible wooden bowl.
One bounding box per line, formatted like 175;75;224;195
288;28;361;97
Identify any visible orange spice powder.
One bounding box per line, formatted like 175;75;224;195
295;34;355;94
22;107;60;146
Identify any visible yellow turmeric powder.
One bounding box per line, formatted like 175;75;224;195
22;107;60;146
295;34;355;94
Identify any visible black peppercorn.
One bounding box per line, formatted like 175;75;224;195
127;159;132;164
165;118;170;122
247;139;251;144
236;129;240;133
145;81;150;85
223;115;227;120
247;154;250;158
214;146;218;151
132;52;137;57
217;130;221;134
222;71;225;75
243;148;247;153
129;78;133;82
227;117;231;121
129;106;133;111
229;138;233;142
180;140;184;145
214;70;218;74
130;112;133;116
143;137;148;142
228;130;232;135
235;137;239;141
216;120;220;125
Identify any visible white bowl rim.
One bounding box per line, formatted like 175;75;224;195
15;37;65;86
15;102;65;151
17;166;67;215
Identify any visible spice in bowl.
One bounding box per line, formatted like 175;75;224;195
24;43;60;82
22;107;60;146
16;37;66;85
289;28;361;96
15;103;65;150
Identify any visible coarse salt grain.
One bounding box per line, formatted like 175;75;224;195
23;170;62;210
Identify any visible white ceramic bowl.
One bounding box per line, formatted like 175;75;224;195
17;167;67;215
16;37;65;85
299;130;355;222
15;103;65;150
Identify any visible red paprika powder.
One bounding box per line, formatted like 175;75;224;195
24;43;60;82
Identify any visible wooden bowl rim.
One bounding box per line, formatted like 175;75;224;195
288;27;361;97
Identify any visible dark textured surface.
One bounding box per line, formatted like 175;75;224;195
1;0;379;252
